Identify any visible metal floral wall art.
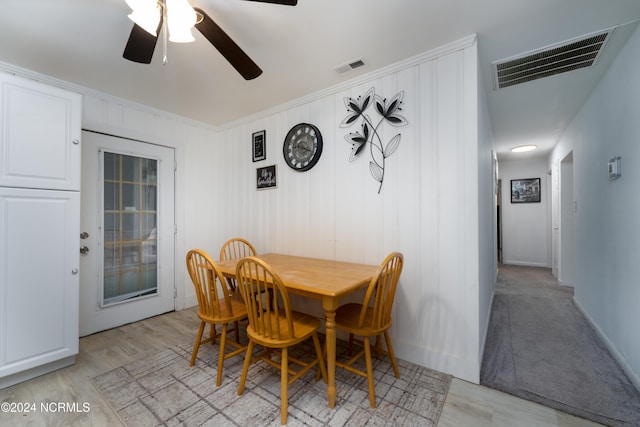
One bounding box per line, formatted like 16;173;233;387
340;87;408;193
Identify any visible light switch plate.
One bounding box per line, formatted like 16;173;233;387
608;156;621;180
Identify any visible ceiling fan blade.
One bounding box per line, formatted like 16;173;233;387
244;0;297;5
123;19;162;64
193;7;263;80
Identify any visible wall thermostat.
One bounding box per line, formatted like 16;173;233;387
608;156;621;180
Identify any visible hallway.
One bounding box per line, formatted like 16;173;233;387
481;264;640;426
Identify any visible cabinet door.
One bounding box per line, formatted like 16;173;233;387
0;187;79;379
0;73;81;191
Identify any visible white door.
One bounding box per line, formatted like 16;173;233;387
79;131;175;336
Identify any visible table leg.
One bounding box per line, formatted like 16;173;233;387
323;297;338;409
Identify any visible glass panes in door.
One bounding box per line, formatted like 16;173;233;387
102;152;158;305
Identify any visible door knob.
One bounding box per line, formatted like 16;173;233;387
80;232;90;239
80;246;90;254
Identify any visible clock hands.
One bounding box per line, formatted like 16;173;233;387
296;143;312;154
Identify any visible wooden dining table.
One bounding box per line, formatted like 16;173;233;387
217;253;378;409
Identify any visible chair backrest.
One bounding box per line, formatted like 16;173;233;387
358;252;404;330
186;249;236;318
235;256;296;341
219;238;256;261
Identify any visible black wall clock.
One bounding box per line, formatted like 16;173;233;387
282;123;323;172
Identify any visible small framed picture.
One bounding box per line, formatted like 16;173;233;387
511;178;541;203
257;165;277;190
252;130;266;162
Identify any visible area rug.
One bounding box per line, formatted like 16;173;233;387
481;266;640;426
93;334;451;426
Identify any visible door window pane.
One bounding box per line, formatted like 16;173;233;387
102;152;158;305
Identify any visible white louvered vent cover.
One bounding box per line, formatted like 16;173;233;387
492;28;615;89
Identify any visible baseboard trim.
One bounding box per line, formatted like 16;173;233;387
395;340;480;384
573;298;640;392
0;356;75;389
502;260;549;268
479;291;496;373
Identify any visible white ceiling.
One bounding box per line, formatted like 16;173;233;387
1;0;639;160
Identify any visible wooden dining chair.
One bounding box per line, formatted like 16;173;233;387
334;251;404;408
219;238;256;265
235;256;327;425
219;238;257;290
186;249;248;387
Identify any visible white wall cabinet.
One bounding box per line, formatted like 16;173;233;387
0;73;81;388
0;73;81;190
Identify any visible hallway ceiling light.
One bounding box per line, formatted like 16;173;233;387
511;145;537;153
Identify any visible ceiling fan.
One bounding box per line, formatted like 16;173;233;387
123;0;297;80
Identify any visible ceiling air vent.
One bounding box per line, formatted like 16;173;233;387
335;57;366;74
492;28;615;90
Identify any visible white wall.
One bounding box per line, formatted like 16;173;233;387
499;158;551;267
477;69;497;362
549;24;640;387
0;34;494;384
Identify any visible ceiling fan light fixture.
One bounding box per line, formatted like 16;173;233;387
126;0;161;36
125;0;155;11
167;0;197;42
168;27;195;43
128;10;161;36
511;144;537;153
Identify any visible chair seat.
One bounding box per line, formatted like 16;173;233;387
335;303;389;336
198;294;247;324
246;311;320;348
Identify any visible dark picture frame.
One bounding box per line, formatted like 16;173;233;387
252;130;266;162
511;178;541;203
257;165;277;190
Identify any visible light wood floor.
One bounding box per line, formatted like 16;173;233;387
0;307;601;426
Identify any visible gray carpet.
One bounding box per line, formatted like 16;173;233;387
481;265;640;426
93;332;451;426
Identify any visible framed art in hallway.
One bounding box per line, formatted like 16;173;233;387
511;178;540;203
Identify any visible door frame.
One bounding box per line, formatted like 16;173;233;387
559;151;575;286
79;130;182;336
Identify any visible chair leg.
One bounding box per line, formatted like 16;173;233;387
238;340;254;395
216;323;228;387
374;335;383;359
190;321;206;367
348;333;355;356
363;336;376;408
384;331;400;378
315;338;327;382
210;323;217;345
280;347;288;425
312;333;327;383
234;320;240;343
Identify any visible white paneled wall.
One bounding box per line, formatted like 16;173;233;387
214;36;486;382
0;33;493;383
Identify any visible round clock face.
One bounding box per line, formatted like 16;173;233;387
283;123;323;171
